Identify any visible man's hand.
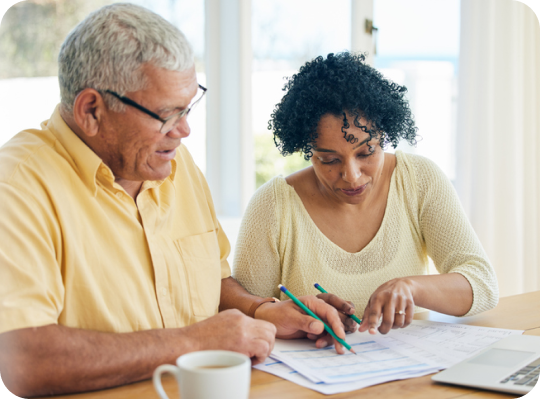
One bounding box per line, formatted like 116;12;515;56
0;310;275;397
315;292;359;333
254;295;351;354
184;309;276;364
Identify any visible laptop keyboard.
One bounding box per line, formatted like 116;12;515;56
500;357;540;387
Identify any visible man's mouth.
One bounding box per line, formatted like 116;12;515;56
155;148;177;161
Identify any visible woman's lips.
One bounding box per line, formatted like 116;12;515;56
341;183;368;196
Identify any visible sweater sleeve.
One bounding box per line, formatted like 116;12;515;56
413;155;499;316
232;178;283;298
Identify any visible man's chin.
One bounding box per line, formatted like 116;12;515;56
145;163;172;181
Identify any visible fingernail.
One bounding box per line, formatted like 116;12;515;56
309;321;318;331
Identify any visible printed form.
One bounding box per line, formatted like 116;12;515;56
255;320;523;395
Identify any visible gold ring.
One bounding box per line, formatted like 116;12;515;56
396;310;405;315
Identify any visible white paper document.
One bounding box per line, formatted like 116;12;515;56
254;320;524;395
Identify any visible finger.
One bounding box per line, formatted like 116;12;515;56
315;333;345;355
308;298;347;340
253;325;276;361
249;320;276;360
331;337;345;354
392;310;405;329
316;295;359;333
365;301;383;335
403;300;414;328
284;298;326;335
296;296;347;341
249;338;273;365
299;297;349;354
338;312;358;333
378;301;397;334
317;294;358;332
300;316;326;335
315;332;331;348
358;306;371;333
346;300;357;316
316;293;356;315
253;319;277;344
392;297;406;329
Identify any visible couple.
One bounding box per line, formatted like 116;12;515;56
0;3;497;397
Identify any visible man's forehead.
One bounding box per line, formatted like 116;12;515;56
131;63;198;101
141;63;196;83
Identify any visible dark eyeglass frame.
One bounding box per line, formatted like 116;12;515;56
105;84;207;134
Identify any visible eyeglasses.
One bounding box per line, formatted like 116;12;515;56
105;84;207;134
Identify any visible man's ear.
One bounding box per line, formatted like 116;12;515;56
72;89;106;138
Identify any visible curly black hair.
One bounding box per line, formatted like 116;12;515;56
269;52;418;160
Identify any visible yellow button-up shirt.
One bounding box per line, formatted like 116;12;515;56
0;107;231;334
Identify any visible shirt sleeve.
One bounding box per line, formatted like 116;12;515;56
0;182;64;333
233;179;282;299
414;156;499;316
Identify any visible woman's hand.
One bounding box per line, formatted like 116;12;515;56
359;277;415;335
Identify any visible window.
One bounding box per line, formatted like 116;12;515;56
252;0;352;187
0;0;206;172
374;0;460;180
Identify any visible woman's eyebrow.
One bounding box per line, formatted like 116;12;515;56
315;138;371;153
353;138;370;149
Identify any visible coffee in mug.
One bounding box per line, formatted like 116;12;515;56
153;350;251;399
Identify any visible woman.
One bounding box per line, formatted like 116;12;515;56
233;52;498;338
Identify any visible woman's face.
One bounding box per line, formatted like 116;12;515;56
311;112;386;205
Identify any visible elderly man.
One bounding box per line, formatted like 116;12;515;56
0;4;351;397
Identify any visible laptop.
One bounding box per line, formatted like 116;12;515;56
432;334;540;395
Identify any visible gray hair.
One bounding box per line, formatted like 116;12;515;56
58;3;194;113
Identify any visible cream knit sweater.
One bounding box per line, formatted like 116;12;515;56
233;151;498;316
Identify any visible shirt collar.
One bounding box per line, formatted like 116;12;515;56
47;105;102;196
47;105;179;196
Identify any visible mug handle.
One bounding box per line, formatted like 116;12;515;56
153;364;181;399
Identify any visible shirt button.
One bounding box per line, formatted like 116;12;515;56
116;192;123;198
161;287;167;296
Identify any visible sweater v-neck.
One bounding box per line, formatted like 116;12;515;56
279;152;400;255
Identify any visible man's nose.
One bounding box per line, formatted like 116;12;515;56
168;116;190;138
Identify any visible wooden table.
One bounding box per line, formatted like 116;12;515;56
53;291;540;399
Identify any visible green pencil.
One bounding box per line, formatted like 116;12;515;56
314;283;363;324
278;284;356;355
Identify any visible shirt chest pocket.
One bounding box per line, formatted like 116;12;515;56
175;231;222;321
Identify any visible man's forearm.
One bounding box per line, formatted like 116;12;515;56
0;324;197;397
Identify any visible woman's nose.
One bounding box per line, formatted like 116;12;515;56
341;160;362;184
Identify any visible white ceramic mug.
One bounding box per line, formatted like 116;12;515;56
153;350;251;399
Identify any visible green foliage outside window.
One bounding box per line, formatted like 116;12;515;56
255;133;310;188
0;0;119;79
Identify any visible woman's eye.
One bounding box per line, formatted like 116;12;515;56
357;151;373;158
319;158;338;165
